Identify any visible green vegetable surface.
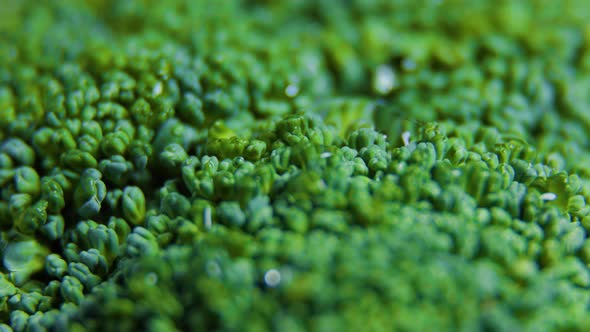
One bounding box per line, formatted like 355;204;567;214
2;1;590;331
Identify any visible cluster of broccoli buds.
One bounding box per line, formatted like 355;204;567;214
3;0;590;331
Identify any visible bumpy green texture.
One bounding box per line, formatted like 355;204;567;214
3;0;590;331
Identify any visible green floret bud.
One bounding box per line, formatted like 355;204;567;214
511;159;538;185
3;241;48;286
178;92;205;126
201;156;219;174
189;199;214;230
8;292;42;314
73;170;107;219
348;127;387;150
126;227;160;257
40;178;65;214
217;201;246;227
17;199;48;234
567;195;587;216
68;262;101;289
160;192;190;218
1;139;35;166
101;131;131;156
159;143;188;169
8;193;33;225
45;254;68;279
276;203;309;233
180;156;201;194
122;186;146;226
203;89;240;117
146;317;181;332
13;167;40;196
146;214;173;236
130;98;153;125
409;142;437;169
39;214;65;240
245;196;274;231
80;120;104;141
311;209;350;233
445;142;469;165
99;155;133;186
213;171;237;199
562;224;586;254
0;278;17;298
97;101;128;120
52;129;78;154
107;216;130;245
206;137;250;160
152;119;198;156
10;310;28;332
61;149;98;171
60;276;84;305
72;221;121;262
175;218;201;243
359;145;389;173
0;154;13;169
244;140;267;161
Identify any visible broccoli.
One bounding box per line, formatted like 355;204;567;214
2;0;590;331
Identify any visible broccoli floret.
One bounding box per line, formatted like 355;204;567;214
3;0;590;331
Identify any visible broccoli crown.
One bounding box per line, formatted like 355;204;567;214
2;1;590;331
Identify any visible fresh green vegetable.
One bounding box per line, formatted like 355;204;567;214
2;0;590;331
